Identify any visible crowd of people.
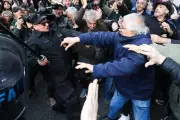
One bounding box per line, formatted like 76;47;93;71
0;0;180;120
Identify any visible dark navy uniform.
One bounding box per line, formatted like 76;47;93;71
27;29;80;120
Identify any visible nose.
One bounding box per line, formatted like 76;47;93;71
92;24;95;28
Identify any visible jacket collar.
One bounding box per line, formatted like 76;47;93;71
117;32;151;41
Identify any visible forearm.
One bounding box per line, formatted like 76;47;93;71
93;53;145;78
151;43;180;64
160;58;180;84
79;32;117;47
74;7;85;21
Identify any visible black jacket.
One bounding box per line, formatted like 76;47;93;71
161;58;180;85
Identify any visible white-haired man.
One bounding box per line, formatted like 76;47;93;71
61;13;155;120
74;1;108;32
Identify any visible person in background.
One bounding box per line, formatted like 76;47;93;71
63;0;72;9
52;3;68;28
10;7;30;41
2;0;12;12
65;6;79;30
73;0;82;10
1;10;13;28
75;0;108;32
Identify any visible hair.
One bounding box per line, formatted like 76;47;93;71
136;0;148;6
65;7;77;19
2;1;12;11
1;10;12;18
123;13;149;35
84;9;98;22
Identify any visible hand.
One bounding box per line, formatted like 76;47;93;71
111;22;119;31
111;2;118;10
26;22;33;29
96;8;102;20
116;0;123;6
161;22;173;36
150;34;169;44
75;62;93;73
124;44;166;67
82;0;87;8
16;18;24;29
37;55;50;66
81;79;99;120
60;37;80;51
123;44;141;53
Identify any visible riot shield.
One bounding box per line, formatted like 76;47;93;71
0;33;28;120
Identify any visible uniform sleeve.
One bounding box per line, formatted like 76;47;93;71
160;58;180;84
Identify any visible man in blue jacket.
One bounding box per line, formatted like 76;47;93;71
61;13;155;120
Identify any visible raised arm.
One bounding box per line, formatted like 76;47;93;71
79;32;120;47
93;52;146;78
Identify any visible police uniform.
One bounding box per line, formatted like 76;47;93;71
27;15;80;120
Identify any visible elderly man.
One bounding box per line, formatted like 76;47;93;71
74;0;108;32
61;13;154;120
116;0;150;17
145;1;179;40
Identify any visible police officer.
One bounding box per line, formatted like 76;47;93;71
26;14;80;120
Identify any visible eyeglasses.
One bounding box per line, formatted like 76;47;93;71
40;20;49;26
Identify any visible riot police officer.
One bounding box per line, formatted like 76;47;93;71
27;14;80;120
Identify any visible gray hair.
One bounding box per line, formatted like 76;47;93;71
123;13;149;35
65;7;77;19
84;10;98;22
1;10;13;18
136;0;148;6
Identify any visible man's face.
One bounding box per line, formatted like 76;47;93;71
14;10;23;19
64;0;72;7
54;8;63;17
87;20;97;30
154;4;169;17
136;0;146;12
34;19;49;32
118;17;135;37
3;14;11;22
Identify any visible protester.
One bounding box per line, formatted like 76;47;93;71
61;13;155;120
0;0;180;120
